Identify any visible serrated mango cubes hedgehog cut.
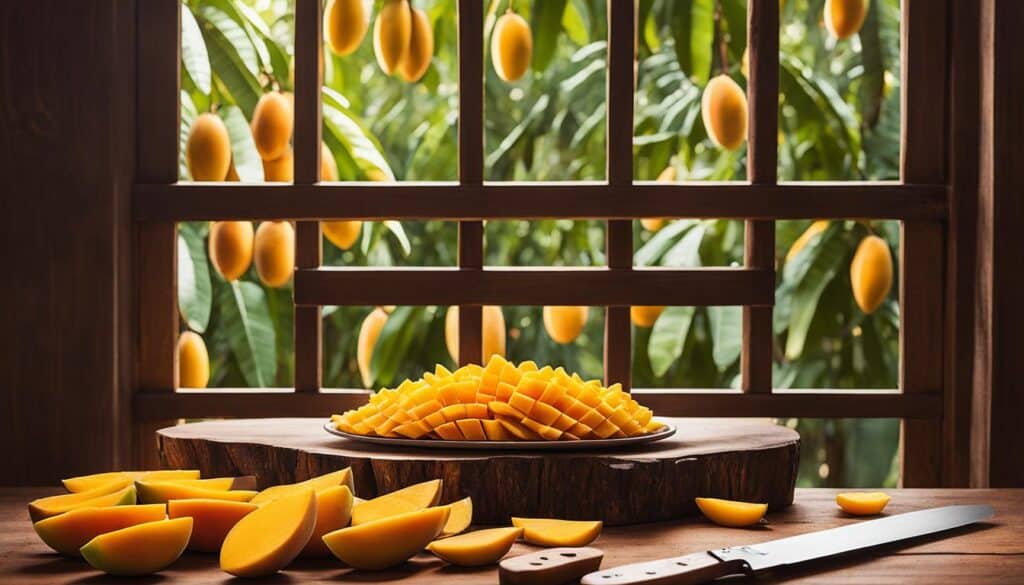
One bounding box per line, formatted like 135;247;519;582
330;356;664;441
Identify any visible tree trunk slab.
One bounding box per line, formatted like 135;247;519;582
158;417;799;526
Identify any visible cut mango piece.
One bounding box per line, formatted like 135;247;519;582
63;470;199;493
508;392;537;416
251;468;354;504
511;517;602;547
435;421;465;440
695;497;767;527
440;404;468;421
351;479;443;525
29;483;136;523
529;401;562;426
481;419;515;441
489;401;526;419
427;526;522;567
836;492;890;516
302;485;354;557
323;506;450;570
395;420;432;439
521;418;563;440
220;489;317;577
167;499;258;553
135;481;256;505
439;496;473;537
164;476;257;491
80;517;192;576
497;417;542;440
456;418;487;440
33;504;166;556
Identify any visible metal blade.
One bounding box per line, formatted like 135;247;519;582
712;505;993;572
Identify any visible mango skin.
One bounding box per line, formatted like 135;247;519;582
850;235;893;314
358;308;390;388
398;8;433;82
701;74;748;151
323;506;450;570
251;92;293;161
836;491;890;516
543;306;589;344
695;497;767;528
630;306;665;328
28;481;135;523
80;517;193;576
491;11;532;82
373;0;412;75
326;0;368;56
254;221;295;288
186;113;231;181
177;331;209;388
825;0;870;40
262;148;294;182
33;504;167;557
642;165;676;230
445;306;507;363
786;220;830;262
208;221;254;282
323;220;362;250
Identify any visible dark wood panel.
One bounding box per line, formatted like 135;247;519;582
294;267;774;307
134;181;949;221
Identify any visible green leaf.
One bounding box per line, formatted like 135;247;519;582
323;101;396;179
369;306;426;386
219;281;277;387
634;219;697;266
785;226;847;360
648;306;695;377
181;4;211;95
179;90;198;180
671;0;715;84
383;221;411;256
707;305;742;370
532;0;568;72
218;105;264;181
198;5;263;117
662;222;706;267
176;226;211;333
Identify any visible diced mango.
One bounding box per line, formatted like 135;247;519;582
302;485;354;557
167;499;258;553
29;482;136;523
508;392;537;416
395;420;432;439
497;417;542;440
481;419;515;441
440;404;468;421
495;381;516;401
465;403;489;419
435;421;465;440
135;481;256;505
439;496;473;537
427;526;522;566
410;399;444;420
836;492;890;516
220;489;317;577
578;408;607;429
456;418;487;441
568;422;595;439
251;468;354;504
62;470;199;493
511;517;602;547
489;401;525;419
521;418;562;440
33;504;167;556
351;479;443;525
529;401;562;426
695;497;767;527
323;506;450;570
517;375;548;400
80;518;192;576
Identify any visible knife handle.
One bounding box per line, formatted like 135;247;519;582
580;552;749;585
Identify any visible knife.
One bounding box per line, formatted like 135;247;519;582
581;504;993;585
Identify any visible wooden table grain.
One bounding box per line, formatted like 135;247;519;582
1;489;1021;584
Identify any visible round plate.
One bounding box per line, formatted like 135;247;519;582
322;419;676;451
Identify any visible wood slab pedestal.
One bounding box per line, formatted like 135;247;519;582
158;417;799;525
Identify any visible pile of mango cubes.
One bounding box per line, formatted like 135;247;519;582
332;355;664;441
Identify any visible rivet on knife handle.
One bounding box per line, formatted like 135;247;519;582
499;547;603;585
580;552;749;585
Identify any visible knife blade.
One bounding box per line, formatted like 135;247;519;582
580;504;993;585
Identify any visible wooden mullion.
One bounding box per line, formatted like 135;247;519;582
293;0;323;391
457;0;484;366
900;0;949;487
742;0;779;394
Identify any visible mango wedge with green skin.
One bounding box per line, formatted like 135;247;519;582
511;517;602;547
836;492;891;516
63;470;199;493
250;468;353;504
439;497;473;537
80;517;192;576
135;481;256;505
29;482;136;523
167;499;258;553
323;506;450;570
33;504;166;556
427;526;522;566
220;489;317;578
350;479;442;525
695;497;767;527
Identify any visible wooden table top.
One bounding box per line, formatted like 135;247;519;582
2;488;1021;584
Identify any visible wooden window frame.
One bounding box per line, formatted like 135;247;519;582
133;0;952;485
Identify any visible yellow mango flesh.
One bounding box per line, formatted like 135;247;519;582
543;306;589;344
850;235;893;314
251;468;354;504
511;517;602;547
177;331;210;388
251;91;293;161
695;497;767;527
323;506;450;570
220;489;317;577
427;526;522;567
701;74;748;151
63;470;199;493
135;481;256;505
491;11;532;82
373;0;412;74
29;481;135;523
825;0;869;40
80;517;192;576
445;305;507;363
301;485;354;557
351;479;442;525
325;0;368;56
398;7;434;82
209;221;254;282
254;220;295;288
167;499;258;553
186;113;231;181
33;504;166;556
439;496;473;537
836;492;890;516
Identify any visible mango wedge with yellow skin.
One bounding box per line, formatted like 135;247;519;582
695;497;767;527
427;526;522;566
167;499;258;553
836;492;890;516
33;504;166;556
251;468;353;504
439;496;473;537
511;517;602;547
220;489;317;577
351;479;442;525
135;481;256;505
323;506;450;570
62;470;199;493
80;517;192;576
301;485;354;557
29;482;136;523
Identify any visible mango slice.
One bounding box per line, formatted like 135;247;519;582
135;481;256;505
62;470;199;493
439;496;473;537
323;506;450;570
220;489;317;577
33;504;166;556
163;476;257;491
301;485;354;557
251;468;354;504
836;492;891;516
511;517;602;547
695;497;767;528
427;526;522;567
80;517;193;576
29;482;136;523
167;499;259;553
351;479;442;525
